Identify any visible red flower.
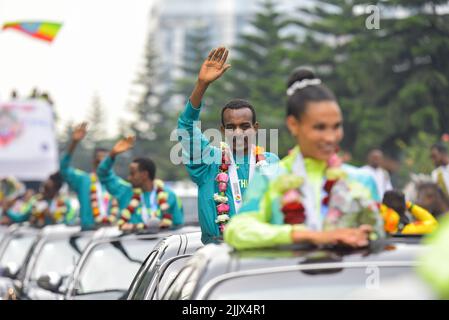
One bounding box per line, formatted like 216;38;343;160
220;164;229;171
127;205;134;212
322;196;330;206
324;180;337;193
163;213;173;220
281;202;306;224
282;202;304;212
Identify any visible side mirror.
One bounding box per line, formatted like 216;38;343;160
2;262;19;279
37;272;63;293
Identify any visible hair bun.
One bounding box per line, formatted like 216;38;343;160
287;67;316;88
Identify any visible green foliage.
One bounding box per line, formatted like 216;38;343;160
294;0;449;165
395;131;439;187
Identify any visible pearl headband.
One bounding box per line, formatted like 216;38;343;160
286;78;322;96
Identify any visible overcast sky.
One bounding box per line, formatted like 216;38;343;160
0;0;154;137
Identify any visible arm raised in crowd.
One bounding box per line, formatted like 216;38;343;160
60;122;88;191
96;136;135;208
177;47;231;185
189;46;231;108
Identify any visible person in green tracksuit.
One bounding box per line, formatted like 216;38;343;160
5;172;76;227
177;46;279;244
60;122;117;229
224;68;383;250
97;136;184;232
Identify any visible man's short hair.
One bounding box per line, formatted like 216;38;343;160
431;142;448;155
49;172;63;192
221;99;256;126
382;190;406;215
133;158;156;180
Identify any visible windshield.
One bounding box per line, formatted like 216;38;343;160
75;238;157;295
31;235;91;288
0;234;37;271
204;266;435;300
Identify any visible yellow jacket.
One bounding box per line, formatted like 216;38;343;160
380;201;438;234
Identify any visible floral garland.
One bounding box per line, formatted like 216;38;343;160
118;179;172;230
31;195;67;226
214;143;268;234
90;173;119;225
277;154;347;225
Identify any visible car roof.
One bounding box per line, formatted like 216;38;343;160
87;225;200;244
152;231;202;255
126;231;203;300
166;236;426;299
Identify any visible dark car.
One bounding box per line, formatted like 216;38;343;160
160;236;435;300
127;230;203;300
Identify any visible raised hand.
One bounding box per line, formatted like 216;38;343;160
197;47;231;85
72;122;88;142
111;136;135;157
189;47;232;108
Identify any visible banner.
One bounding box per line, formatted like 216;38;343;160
0;99;58;181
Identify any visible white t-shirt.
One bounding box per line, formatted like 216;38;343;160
431;164;449;195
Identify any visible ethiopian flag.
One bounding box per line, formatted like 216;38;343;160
2;21;63;43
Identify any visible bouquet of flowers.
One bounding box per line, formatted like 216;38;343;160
323;180;384;239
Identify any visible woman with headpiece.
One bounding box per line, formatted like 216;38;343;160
224;68;384;250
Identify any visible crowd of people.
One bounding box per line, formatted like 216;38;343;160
1;46;449;257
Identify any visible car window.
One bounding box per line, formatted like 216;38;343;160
31;236;90;287
204;266;435;300
0;234;37;271
75;238;156;296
